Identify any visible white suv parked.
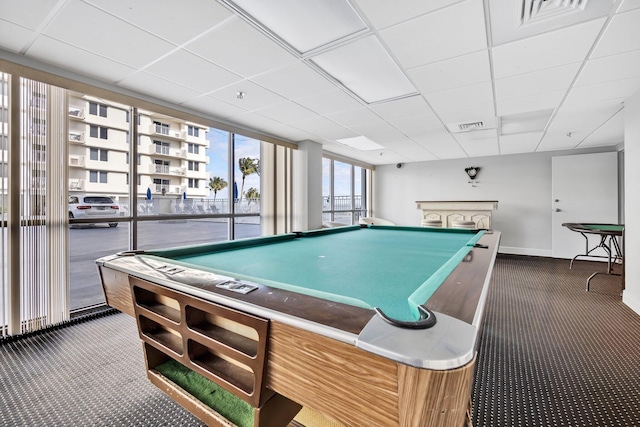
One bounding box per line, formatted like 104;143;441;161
69;194;121;227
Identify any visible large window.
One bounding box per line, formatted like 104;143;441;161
1;64;294;338
323;157;369;225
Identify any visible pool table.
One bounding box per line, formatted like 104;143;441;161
97;225;501;427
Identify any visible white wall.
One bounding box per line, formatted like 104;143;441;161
623;92;640;315
374;148;618;256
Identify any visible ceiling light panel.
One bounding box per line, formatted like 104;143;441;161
311;35;417;103
500;109;554;135
227;0;367;53
336;136;385;151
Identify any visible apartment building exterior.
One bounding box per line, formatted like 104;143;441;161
67;92;210;211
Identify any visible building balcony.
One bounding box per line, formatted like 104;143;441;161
69;132;85;144
149;165;186;176
68;107;85;120
148;124;185;141
153;184;184;195
148;145;186;159
69;179;85;191
69;156;85;168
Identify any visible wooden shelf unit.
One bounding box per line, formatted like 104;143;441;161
131;277;301;427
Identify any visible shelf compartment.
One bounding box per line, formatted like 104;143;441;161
186;305;259;357
189;339;255;395
138;315;184;356
133;283;181;324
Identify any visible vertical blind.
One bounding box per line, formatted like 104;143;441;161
0;77;69;337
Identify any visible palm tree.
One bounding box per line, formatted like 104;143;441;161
237;157;259;205
208;176;227;201
245;187;260;205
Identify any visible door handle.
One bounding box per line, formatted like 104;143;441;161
554;208;561;212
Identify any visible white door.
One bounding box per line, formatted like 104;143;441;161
551;152;618;259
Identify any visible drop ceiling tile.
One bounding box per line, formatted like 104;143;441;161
564;77;640;106
457;137;500;158
384;140;439;162
181;95;248;119
575;49;640;86
0;21;36;53
0;0;60;29
380;0;487;69
618;0;640;12
577;111;624;148
454;129;497;142
388;114;443;139
118;71;202;104
426;81;493;112
536;131;587;151
251;61;338;101
408;50;491;94
349;121;408;144
311;34;417;104
186;17;298;78
498;132;544;155
354;0;464;29
253;101;318;123
290;116;358;141
494;62;581;101
592;8;640;58
492;18;606;79
547;100;624;133
413;129;467;159
294;89;364;116
85;0;234;44
496;90;565;116
26;36;137;84
436;102;495;124
145;49;242;93
230;112;299;142
43;0;175;69
325;107;382;127
209;80;287;111
369;96;435;121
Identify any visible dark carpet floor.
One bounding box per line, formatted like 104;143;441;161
0;254;638;426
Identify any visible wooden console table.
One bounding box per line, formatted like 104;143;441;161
416;200;498;229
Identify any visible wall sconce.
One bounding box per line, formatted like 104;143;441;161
465;167;480;186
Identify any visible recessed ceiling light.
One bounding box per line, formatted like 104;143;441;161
226;0;367;53
500;109;554;135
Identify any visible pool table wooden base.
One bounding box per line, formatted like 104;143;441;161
99;266;476;427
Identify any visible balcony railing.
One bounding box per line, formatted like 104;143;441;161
68;107;84;119
149;145;186;158
149;125;185;140
69;156;85;167
69;132;84;144
149;165;186;176
69;179;85;191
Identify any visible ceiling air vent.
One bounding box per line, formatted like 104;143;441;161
520;0;589;26
458;121;484;131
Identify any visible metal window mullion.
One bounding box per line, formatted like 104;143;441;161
131;107;138;250
229;132;234;240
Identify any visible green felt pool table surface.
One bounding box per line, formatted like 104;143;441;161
146;225;485;322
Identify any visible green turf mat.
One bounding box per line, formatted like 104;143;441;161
155;359;253;427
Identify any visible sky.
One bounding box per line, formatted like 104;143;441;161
206;128;359;201
205;128;260;200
